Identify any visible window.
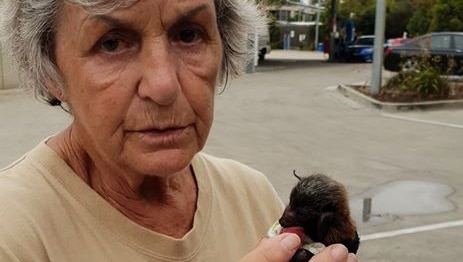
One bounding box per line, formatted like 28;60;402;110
454;35;463;50
431;35;451;49
355;37;374;45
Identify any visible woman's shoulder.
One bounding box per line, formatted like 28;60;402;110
0;142;66;220
193;152;284;229
0;142;55;192
0;148;57;260
193;152;268;183
193;152;282;203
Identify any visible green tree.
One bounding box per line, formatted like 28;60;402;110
320;0;375;38
406;8;432;37
320;0;443;40
404;0;434;37
322;0;411;39
385;0;414;38
431;0;463;31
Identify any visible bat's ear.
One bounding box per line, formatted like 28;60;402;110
293;170;302;180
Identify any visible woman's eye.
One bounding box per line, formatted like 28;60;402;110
101;38;121;52
177;28;204;45
179;29;198;43
97;33;134;54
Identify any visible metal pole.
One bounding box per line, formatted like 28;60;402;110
314;0;321;50
371;0;386;94
254;28;259;67
329;0;337;61
0;44;4;89
363;198;372;222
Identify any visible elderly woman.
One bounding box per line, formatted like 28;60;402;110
0;0;357;262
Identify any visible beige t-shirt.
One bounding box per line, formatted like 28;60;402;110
0;142;284;262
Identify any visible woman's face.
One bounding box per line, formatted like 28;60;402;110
53;0;222;176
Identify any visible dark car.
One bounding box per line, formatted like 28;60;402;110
383;32;463;75
345;35;375;62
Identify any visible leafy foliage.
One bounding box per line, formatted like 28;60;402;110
320;0;463;39
384;53;450;99
430;0;463;32
406;8;432;37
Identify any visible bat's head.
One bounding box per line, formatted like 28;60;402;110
279;172;359;253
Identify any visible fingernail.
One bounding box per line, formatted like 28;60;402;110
330;244;348;261
348;253;358;261
280;234;301;252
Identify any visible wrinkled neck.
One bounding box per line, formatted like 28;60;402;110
46;127;198;238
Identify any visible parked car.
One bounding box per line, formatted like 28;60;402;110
386;37;410;47
383;32;463;75
345;35;375;62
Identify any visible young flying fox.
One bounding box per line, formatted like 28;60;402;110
269;172;360;262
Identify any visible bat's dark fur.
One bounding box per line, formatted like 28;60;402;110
279;172;360;262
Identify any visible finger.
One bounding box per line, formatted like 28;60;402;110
309;244;349;262
239;233;301;262
347;253;358;262
255;237;266;247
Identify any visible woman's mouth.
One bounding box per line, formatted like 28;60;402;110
131;125;192;147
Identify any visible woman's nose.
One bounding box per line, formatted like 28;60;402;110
137;40;181;106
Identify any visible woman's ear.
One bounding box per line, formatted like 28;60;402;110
45;79;67;103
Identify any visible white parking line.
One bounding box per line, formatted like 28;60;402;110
361;219;463;241
382;113;463;129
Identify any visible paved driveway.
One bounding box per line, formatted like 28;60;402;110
1;50;462;261
206;50;463;261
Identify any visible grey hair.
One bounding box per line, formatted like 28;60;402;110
0;0;266;106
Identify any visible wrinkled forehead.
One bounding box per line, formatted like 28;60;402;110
65;0;139;14
65;0;219;14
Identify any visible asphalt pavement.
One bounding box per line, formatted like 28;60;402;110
1;50;463;261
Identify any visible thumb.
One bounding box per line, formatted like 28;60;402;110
239;233;301;262
309;244;357;262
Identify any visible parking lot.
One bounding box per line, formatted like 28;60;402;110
1;50;462;261
208;50;463;260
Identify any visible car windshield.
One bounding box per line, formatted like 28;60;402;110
355;37;374;45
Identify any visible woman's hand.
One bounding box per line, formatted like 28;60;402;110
309;244;358;262
239;233;358;262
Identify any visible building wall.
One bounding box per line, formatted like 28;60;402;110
266;3;322;50
0;44;19;90
276;23;319;50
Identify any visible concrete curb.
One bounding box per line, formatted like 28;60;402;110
337;84;463;111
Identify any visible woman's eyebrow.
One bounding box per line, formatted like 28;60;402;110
90;14;126;28
88;4;211;27
177;4;210;22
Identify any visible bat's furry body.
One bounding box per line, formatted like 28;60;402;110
278;173;360;262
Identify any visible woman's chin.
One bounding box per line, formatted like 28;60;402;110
123;149;195;177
